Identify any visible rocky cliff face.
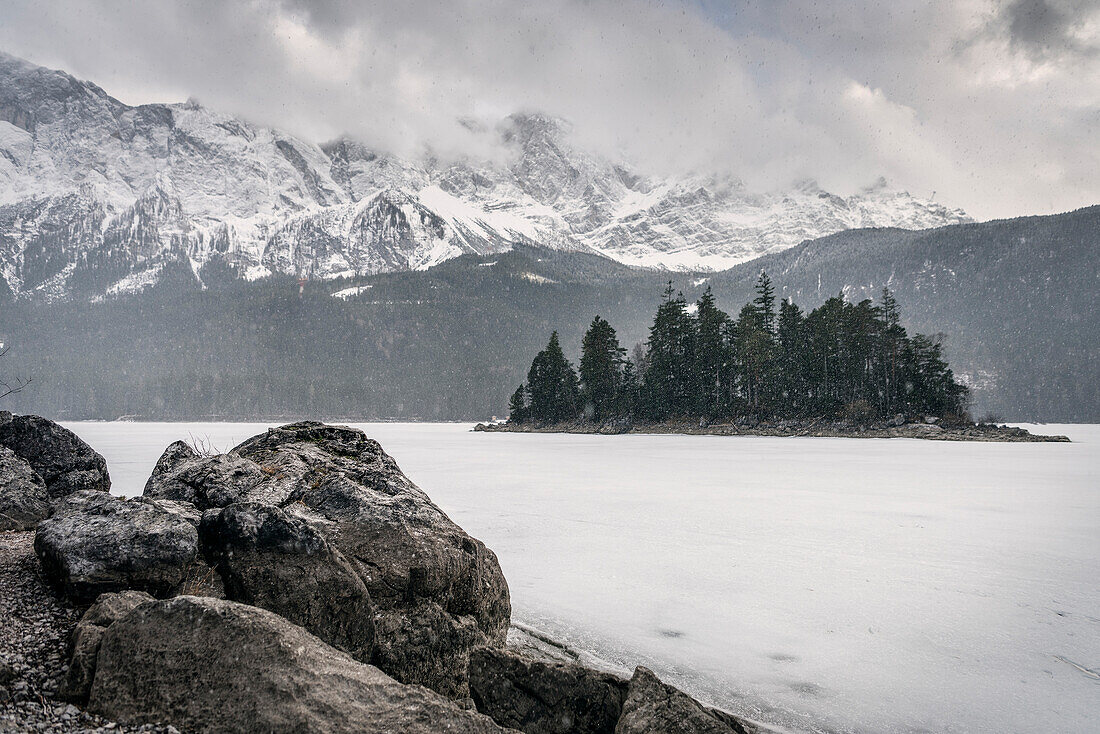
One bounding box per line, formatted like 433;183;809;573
0;51;970;301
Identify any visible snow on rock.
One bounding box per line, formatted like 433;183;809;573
332;284;373;300
519;272;557;284
95;263;166;301
243;264;272;281
0;52;971;300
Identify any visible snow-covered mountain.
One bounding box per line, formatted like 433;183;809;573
0;52;970;300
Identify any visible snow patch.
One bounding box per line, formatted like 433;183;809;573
243;265;273;281
99;264;165;299
417;184;544;244
331;284;373;300
519;272;557;284
0;120;33;167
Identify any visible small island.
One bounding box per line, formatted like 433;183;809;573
479;275;1068;442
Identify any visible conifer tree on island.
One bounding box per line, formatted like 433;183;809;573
775;298;808;415
694;287;729;418
525;331;580;423
643;283;697;420
753;271;777;334
510;281;970;426
579;316;626;421
507;384;528;423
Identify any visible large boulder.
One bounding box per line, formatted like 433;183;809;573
199;502;374;662
143;442;278;509
469;646;628;734
615;667;755;734
87;595;513;734
233;422;510;697
34;491;203;603
0;413;110;497
146;439;196;477
0;445;50;530
144;421;511;698
59;590;154;704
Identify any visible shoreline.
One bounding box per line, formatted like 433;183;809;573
474;419;1071;442
2;529;783;734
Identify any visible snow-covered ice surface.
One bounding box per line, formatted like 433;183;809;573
64;421;1100;734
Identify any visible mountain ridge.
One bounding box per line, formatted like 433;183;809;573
0;51;970;301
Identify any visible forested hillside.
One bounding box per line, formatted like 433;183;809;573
0;248;673;420
707;206;1100;421
0;207;1095;422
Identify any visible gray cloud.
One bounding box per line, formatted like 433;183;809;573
0;0;1096;220
1003;0;1098;57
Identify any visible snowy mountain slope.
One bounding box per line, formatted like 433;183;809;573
0;51;970;300
584;177;973;269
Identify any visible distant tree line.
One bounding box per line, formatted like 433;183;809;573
509;273;970;425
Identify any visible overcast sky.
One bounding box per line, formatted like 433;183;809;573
0;0;1097;220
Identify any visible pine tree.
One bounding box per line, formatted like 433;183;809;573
881;287;900;328
804;295;846;414
878;287;904;414
775;298;807;414
900;333;969;417
508;384;528;423
642;283;696;419
843;298;879;408
526;331;580;423
616;359;640;418
579;315;626;421
694;287;729;417
732;302;772;412
753;271;777;334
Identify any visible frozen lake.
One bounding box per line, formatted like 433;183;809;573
63;421;1099;734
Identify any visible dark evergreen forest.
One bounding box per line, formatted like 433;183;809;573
510;276;970;425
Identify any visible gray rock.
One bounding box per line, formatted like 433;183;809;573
34;491;201;603
60;590;154;704
900;422;945;436
505;624;584;665
87;595;513;734
469;646;627;734
371;597;482;698
143;449;271;510
0;657;14;686
199;502;374;662
0;414;110;497
139;497;202;527
615;667;754;734
0;445;49;530
231;421;511;697
147;440;195;477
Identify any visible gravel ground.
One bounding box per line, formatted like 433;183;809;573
0;531;177;734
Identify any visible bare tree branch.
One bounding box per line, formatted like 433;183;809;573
0;344;31;402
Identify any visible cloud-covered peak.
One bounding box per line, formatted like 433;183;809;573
0;0;1095;219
